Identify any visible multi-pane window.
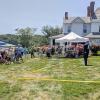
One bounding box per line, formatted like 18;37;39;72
68;24;71;33
99;26;100;32
83;24;87;33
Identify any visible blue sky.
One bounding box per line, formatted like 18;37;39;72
0;0;100;34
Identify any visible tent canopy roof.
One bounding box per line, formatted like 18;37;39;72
55;32;89;43
1;43;15;47
0;40;16;47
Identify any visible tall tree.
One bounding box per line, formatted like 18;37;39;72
16;27;36;47
42;25;63;38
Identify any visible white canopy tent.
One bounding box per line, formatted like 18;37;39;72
55;32;89;43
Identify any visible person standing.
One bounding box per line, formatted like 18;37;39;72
83;42;89;66
46;46;51;58
30;47;35;58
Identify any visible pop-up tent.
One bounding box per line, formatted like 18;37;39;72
1;43;16;47
55;32;89;43
0;41;6;45
0;41;16;48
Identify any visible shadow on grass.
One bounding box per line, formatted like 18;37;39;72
86;65;93;66
79;64;93;67
81;65;93;67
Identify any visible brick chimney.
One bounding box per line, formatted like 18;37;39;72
90;1;95;18
65;12;68;20
87;6;91;17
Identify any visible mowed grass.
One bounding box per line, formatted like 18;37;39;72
0;56;100;100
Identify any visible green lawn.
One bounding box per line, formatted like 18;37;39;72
0;56;100;100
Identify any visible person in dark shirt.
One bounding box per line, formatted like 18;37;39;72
83;42;89;66
30;47;35;58
46;46;51;58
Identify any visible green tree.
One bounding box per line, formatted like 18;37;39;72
42;25;63;38
16;27;36;47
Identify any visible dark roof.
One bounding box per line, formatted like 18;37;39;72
92;32;100;35
85;32;100;38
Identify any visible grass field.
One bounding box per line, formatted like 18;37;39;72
0;56;100;100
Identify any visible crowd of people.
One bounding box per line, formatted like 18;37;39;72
0;46;28;64
0;42;95;65
29;44;85;58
